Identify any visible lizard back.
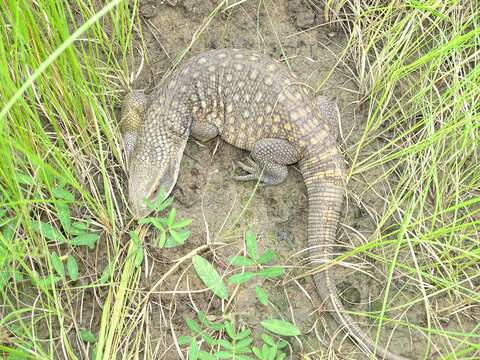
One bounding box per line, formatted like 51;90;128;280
149;48;334;153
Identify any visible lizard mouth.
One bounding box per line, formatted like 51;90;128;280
128;158;182;219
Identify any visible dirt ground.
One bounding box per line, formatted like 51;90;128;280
117;0;424;359
2;2;477;360
64;0;479;359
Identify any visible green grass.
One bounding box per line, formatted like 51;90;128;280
1;0;479;359
326;0;479;358
0;1;139;358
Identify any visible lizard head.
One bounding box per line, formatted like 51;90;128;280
127;114;189;219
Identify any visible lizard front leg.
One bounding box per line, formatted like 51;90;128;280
234;138;302;185
121;91;149;161
316;95;340;140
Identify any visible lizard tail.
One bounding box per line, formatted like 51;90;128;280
300;146;408;360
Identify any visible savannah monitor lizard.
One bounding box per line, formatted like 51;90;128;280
121;48;407;360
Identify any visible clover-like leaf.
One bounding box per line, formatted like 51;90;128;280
192;255;228;300
261;319;301;337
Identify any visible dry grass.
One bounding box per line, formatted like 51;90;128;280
0;0;478;359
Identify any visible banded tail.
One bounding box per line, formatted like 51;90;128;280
300;143;407;360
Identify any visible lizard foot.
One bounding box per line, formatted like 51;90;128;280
233;158;287;185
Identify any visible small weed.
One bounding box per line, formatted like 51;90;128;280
228;230;283;291
252;334;288;360
29;184;99;284
193;255;229;300
186;230;299;359
138;187;192;248
180;311;296;359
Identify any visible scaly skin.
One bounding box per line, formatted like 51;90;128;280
121;48;408;360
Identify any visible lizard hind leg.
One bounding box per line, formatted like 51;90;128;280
234;138;302;185
190;120;219;141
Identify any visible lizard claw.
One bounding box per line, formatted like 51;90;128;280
233;173;258;182
236;158;257;173
233;158;262;182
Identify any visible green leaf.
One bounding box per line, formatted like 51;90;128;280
257;250;277;265
201;333;217;346
38;275;61;287
50;252;64;278
163;236;179;248
138;216;167;230
170;229;190;244
228;272;255;285
12;270;23;282
163;236;177;249
99;263;112;284
261;344;269;358
245;230;257;261
214;352;234;359
171;218;192;229
261;319;301;337
167;208;176;227
257;267;284;279
15;173;35;185
192;256;228;300
236;329;251;340
0;217;14;231
236;336;253;349
0;219;13;233
56;202;72;233
131;231;144;267
255;286;269;305
164;230;190;248
80;329;96;343
264;344;276;358
52;187;75;202
225;321;235;339
143;198;155;211
198;352;215;360
155;186;173;207
261;334;275;346
134;247;144;267
70;221;90;235
67;255;79;281
130;231;141;246
178;335;193;345
217;339;233;350
186;318;202;334
277;339;288;349
144;187;171;212
145;189;174;212
31;221;65;243
70;233;99;249
210;322;224;331
188;339;199;360
158;231;167;248
228;255;255;267
155;196;174;212
0;270;9;291
252;347;262;358
197;311;210;327
91;346;98;360
7;350;31;360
